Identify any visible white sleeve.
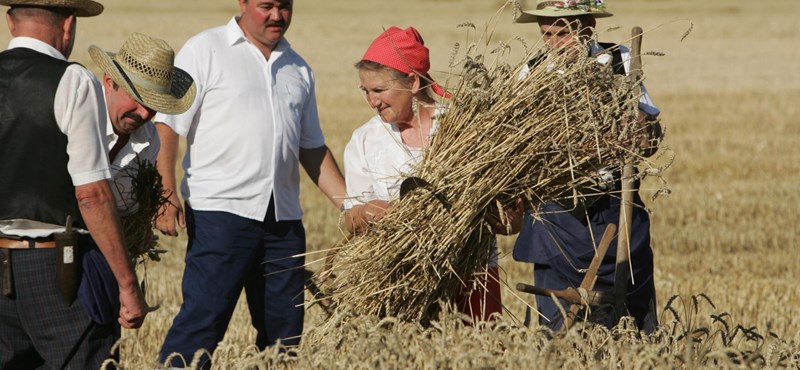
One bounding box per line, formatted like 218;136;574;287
154;42;203;136
342;130;375;209
54;64;111;186
620;46;660;117
299;69;326;149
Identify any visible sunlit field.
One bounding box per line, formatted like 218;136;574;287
3;0;799;368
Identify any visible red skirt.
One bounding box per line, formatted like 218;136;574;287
453;266;502;322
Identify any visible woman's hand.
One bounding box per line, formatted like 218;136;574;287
344;200;391;234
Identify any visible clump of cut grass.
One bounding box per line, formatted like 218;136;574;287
315;3;669;327
116;156;170;264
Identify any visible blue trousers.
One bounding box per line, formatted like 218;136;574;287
160;202;306;368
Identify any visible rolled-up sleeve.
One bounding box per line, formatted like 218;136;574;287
54;65;111;186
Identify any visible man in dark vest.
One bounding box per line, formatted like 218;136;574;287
0;0;151;368
513;0;662;333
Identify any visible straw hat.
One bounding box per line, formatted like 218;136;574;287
517;0;613;24
89;33;195;115
0;0;103;17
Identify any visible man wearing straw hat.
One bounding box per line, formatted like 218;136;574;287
67;32;196;329
513;0;662;333
154;0;346;367
0;0;151;368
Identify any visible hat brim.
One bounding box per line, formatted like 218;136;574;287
0;0;103;17
89;46;196;115
516;9;613;24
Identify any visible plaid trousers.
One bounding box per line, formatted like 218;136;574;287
0;248;117;370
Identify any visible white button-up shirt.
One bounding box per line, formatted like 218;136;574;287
0;37;109;238
104;112;160;216
155;17;325;221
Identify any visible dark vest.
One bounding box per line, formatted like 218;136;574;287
0;47;85;229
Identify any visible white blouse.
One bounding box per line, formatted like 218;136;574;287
342;115;436;209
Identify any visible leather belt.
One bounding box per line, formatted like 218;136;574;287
0;237;57;249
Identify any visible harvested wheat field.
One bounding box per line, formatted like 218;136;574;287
3;0;798;368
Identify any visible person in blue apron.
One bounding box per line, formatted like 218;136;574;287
514;0;662;333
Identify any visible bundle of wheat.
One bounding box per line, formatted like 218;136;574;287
316;23;662;326
117;157;170;264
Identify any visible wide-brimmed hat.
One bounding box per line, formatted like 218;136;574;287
0;0;103;17
517;0;613;24
361;26;450;98
89;33;195;115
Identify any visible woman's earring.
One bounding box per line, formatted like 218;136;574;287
412;96;419;118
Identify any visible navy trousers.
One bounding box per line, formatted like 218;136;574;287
160;202;306;369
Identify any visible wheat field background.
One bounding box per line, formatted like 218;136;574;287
3;0;799;368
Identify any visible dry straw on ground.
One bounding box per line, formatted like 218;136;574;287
147;298;797;370
314;10;667;328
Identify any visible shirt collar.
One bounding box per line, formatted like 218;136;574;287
7;37;67;61
225;16;291;59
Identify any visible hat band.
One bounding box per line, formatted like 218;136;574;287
537;1;560;9
115;61;171;94
537;0;607;12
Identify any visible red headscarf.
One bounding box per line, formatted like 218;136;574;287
361;26;450;98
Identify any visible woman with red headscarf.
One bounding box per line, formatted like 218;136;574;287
341;27;520;322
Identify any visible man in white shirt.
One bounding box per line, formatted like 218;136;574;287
73;32;195;326
154;1;345;367
0;1;149;368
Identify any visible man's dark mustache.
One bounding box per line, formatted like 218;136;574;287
123;112;145;124
266;21;285;27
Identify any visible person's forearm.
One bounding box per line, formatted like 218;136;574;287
76;180;138;290
155;123;179;199
300;146;346;208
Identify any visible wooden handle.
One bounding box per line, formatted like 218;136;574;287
563;223;617;331
613;26;645;322
516;283;611;306
630;26;644;83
